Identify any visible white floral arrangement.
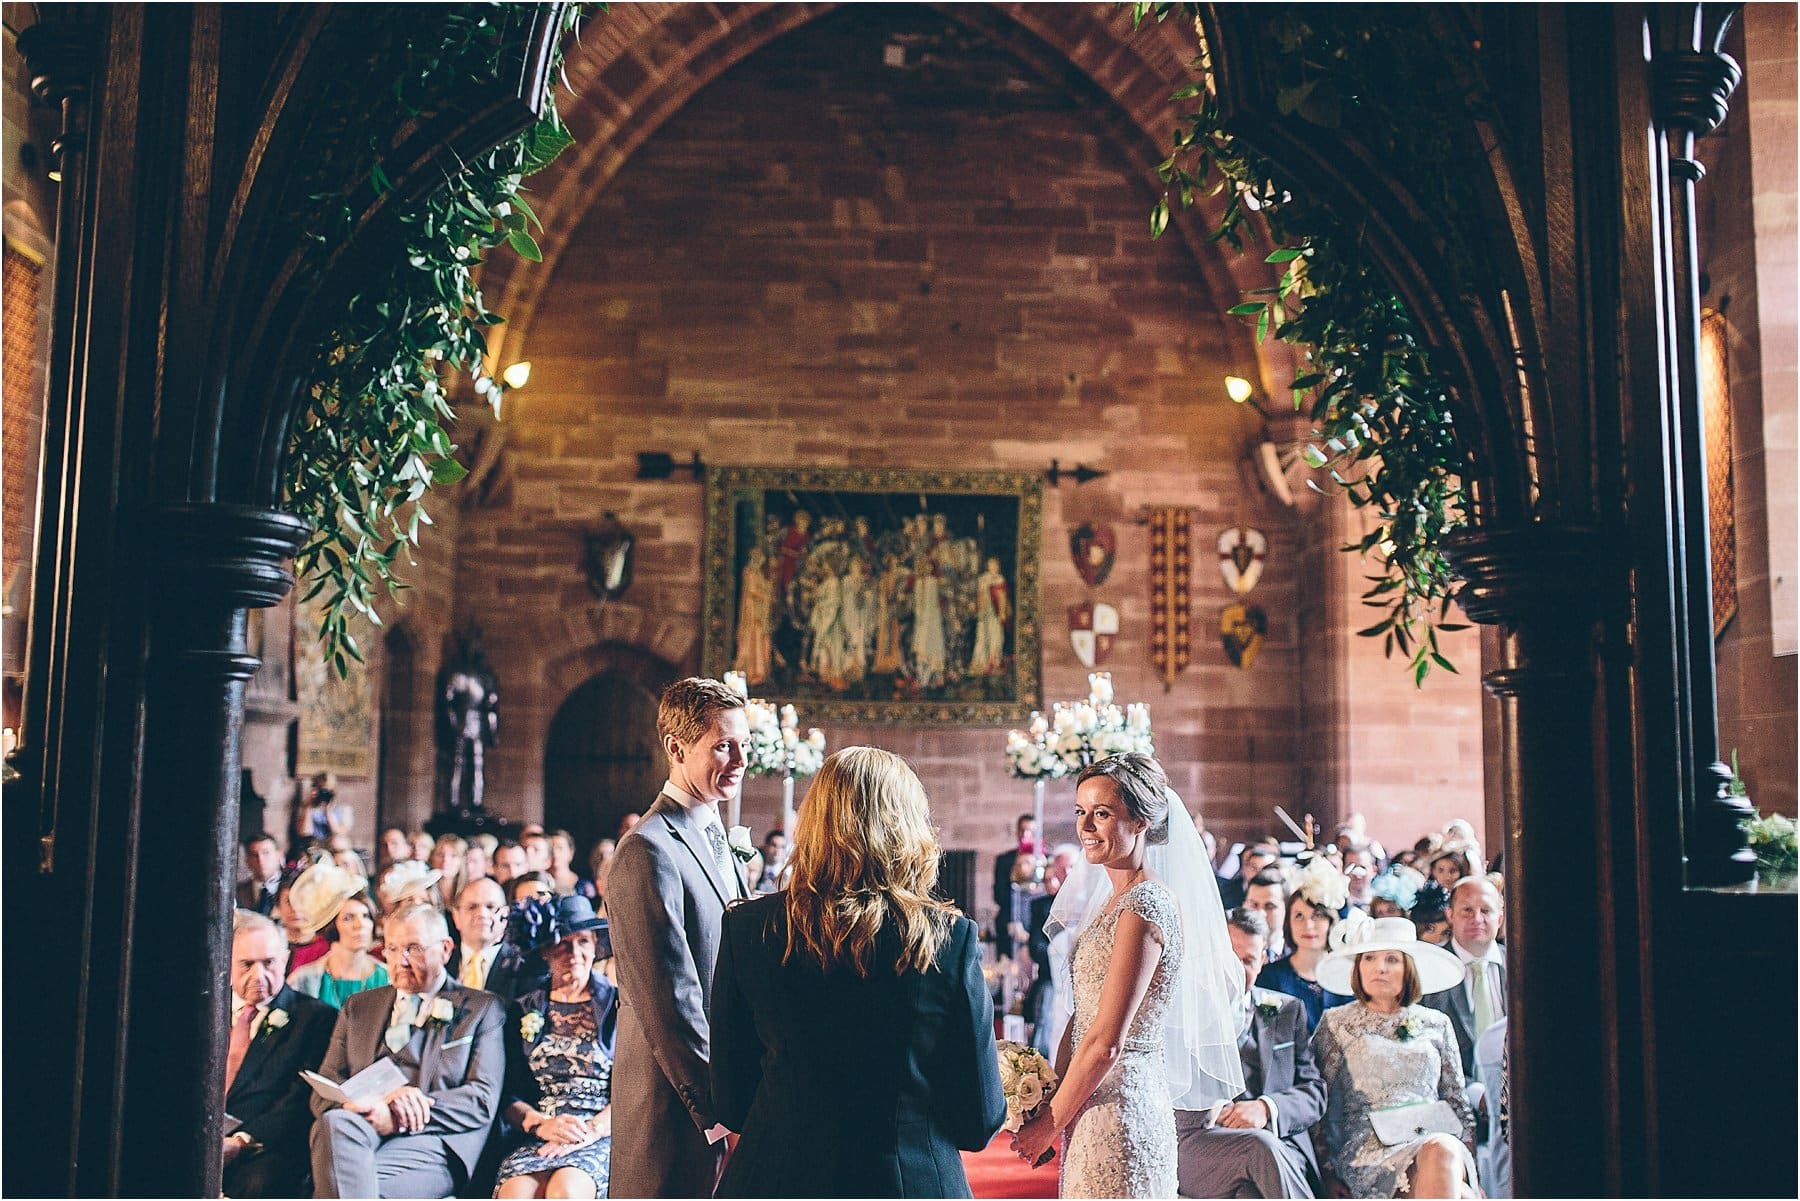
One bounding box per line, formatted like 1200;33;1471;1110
1297;856;1351;914
520;1011;544;1042
266;1008;289;1030
427;997;456;1027
725;672;826;777
1005;673;1153;780
996;1040;1059;1133
727;825;756;862
1394;1014;1424;1042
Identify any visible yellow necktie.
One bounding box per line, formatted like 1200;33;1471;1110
462;950;485;990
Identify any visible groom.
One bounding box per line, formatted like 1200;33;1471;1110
608;677;750;1197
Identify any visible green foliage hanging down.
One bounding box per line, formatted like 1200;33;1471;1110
1132;4;1485;684
285;4;588;674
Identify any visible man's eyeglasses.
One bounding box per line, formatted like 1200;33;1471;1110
385;943;438;962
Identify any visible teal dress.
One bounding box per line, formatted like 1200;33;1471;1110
289;959;390;1009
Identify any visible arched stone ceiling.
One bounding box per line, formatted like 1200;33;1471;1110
480;2;1301;397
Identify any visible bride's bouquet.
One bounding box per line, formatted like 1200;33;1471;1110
997;1040;1059;1166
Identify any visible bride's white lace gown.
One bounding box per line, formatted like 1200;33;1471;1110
1060;879;1181;1199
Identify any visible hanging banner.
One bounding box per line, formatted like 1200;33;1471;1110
1147;507;1192;692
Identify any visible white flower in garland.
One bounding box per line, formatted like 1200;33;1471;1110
725;672;826;777
1005;673;1154;779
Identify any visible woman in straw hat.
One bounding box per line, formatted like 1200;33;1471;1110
1312;916;1477;1198
285;860;390;1009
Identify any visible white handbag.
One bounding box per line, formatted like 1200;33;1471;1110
1369;1100;1462;1146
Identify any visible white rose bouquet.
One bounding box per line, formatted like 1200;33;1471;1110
997;1040;1059;1166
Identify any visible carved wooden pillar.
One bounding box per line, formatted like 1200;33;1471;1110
1443;524;1615;1196
1649;2;1757;886
121;505;308;1195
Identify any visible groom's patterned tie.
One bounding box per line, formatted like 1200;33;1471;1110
704;822;739;898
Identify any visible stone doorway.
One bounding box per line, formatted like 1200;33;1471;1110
544;668;666;864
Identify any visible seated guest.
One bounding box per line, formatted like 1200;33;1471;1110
710;747;1006;1196
309;902;508;1198
465;833;497;883
751;831;788;894
288;869;390;1009
410;831;436;864
522;830;554;874
428;835;468;911
1219;842;1280;909
1410;882;1453;947
278;874;332;972
1243;868;1288;962
1313;917;1476;1199
510;870;556;906
1428;847;1475;893
582;838;615;907
377;859;443;914
1256;866;1352;1032
1177;908;1325;1199
492;841;530;886
378;827;413;872
224;912;337;1197
495;896;619;1199
1342;843;1379;909
1368;864;1426;920
547;829;590;897
449;876;544;1003
239;833;285;916
1421;878;1507;1081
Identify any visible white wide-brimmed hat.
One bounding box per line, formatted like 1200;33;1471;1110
378;859;443;909
290;860;366;935
1317;914;1465;996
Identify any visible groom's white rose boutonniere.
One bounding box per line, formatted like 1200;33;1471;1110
428;997;456;1027
727;825;756;863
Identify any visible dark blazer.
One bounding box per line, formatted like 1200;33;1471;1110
223;986;335;1197
236;877;279;916
711;895;1007;1198
1421;948;1508;1078
447;942;546;1005
311;979;508;1175
1241;991;1327;1179
503;971;620;1114
992;849;1020;954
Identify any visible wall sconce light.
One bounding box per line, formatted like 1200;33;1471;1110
502;360;532;389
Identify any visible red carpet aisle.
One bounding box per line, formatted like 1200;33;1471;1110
963;1132;1059;1199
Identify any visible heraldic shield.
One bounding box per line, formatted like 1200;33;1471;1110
1069;601;1119;668
1069;522;1117;586
1217;526;1267;594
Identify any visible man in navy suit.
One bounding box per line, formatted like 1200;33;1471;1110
237;833;284;916
446;877;544;1002
1421;877;1507;1080
1176;908;1325;1198
222;913;336;1197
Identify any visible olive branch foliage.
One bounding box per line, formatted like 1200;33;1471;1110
285;4;589;674
1132;4;1488;683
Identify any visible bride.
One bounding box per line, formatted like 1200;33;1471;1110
1010;753;1243;1198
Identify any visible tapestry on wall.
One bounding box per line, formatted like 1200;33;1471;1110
702;465;1043;725
295;595;374;777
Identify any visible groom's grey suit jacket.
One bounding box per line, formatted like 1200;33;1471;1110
608;791;741;1198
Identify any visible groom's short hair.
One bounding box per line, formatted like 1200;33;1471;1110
658;677;746;749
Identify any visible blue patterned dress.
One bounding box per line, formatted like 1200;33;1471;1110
496;999;612;1193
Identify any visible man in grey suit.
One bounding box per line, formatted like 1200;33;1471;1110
1421;876;1507;1079
1177;909;1325;1199
608;676;750;1198
309;902;507;1198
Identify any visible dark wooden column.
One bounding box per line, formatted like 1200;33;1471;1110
1647;2;1757;887
1444;524;1616;1197
121;505;309;1195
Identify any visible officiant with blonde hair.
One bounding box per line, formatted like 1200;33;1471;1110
710;746;1006;1197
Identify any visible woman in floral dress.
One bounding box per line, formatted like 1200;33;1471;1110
496;895;618;1199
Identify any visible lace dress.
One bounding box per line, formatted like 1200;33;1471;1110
496;1000;612;1193
1061;879;1181;1199
1311;1003;1476;1197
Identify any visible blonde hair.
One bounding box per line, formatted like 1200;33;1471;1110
783;747;955;977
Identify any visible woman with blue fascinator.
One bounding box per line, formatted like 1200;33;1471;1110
495;894;619;1199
